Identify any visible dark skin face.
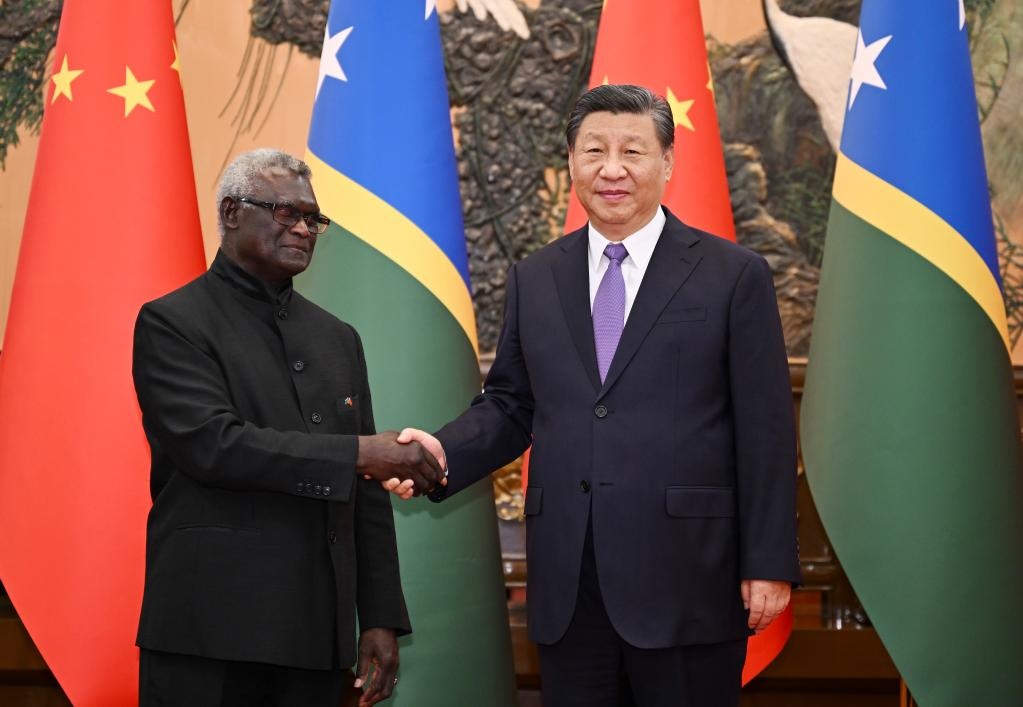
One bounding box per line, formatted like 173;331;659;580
219;168;320;288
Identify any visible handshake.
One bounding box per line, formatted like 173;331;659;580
356;428;445;499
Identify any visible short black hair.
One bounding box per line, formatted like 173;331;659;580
565;84;675;151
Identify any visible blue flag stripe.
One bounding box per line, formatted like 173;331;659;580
839;1;1000;286
307;3;470;287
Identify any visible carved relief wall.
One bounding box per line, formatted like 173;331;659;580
3;0;1021;353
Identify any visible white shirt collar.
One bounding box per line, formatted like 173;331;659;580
586;207;666;272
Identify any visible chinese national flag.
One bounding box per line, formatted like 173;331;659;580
563;0;735;239
562;0;792;686
0;1;205;703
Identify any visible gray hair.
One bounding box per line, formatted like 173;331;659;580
215;148;313;237
565;84;675;152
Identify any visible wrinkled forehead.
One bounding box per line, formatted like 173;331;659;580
575;111;661;146
254;167;317;207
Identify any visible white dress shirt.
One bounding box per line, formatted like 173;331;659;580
587;207;666;323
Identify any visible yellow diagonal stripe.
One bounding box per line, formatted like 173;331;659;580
833;152;1010;353
305;148;479;358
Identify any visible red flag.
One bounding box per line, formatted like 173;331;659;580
564;0;736;240
563;0;792;684
0;1;205;703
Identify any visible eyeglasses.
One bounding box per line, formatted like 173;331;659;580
235;197;331;235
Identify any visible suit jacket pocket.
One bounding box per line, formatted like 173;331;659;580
656;306;706;324
665;486;735;518
524;486;543;516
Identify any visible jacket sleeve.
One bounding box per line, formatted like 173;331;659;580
728;255;802;584
132;302;358;502
351;330;411;634
431;262;534;500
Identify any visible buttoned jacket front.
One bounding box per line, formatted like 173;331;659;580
132;250;409;670
434;209;800;649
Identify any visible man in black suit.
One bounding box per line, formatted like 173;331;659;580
132;149;444;706
395;86;800;706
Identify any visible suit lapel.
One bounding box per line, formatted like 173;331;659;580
598;211;703;399
552;227;602;394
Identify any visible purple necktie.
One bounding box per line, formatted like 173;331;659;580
593;243;629;383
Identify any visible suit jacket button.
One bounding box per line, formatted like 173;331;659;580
296;482;305;493
277;308;288;320
580;480;591;493
311;412;322;424
594;405;608;419
293;360;305;372
323;485;332;496
328;530;338;544
314;484;323;495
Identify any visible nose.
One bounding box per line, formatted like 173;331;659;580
599;155;626;180
290;218;312;239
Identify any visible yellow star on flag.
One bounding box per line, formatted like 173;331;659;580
171;41;180;73
706;60;715;97
108;66;155;117
50;55;84;104
602;75;609;86
666;86;694;131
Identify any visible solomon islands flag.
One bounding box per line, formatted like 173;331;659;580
298;3;516;705
801;2;1023;705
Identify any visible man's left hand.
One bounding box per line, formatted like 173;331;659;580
354;628;399;705
741;579;791;632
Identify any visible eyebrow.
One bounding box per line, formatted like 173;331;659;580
579;131;648;143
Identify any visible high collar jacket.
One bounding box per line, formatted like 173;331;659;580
132;250;410;670
434;208;801;648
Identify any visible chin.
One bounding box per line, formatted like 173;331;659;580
594;211;633;226
277;255;310;275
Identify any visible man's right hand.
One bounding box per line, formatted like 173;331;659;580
356;431;444;494
379;428;447;500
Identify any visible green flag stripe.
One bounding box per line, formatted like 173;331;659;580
304;149;479;356
801;200;1023;705
831;152;1010;352
297;224;517;706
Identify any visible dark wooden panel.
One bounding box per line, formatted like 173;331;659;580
741;679;899;707
0;597;71;705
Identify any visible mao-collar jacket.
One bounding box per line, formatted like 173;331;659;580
132;250;410;670
434;208;800;648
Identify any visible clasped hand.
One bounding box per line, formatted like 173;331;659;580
370;428;446;500
357;431;446;495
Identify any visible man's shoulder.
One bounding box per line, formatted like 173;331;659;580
514;229;586;272
289;291;359;338
663;215;769;282
140;271;212;318
695;231;767;273
133;274;216;356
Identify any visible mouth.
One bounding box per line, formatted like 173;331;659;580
281;244;310;255
596;189;630;202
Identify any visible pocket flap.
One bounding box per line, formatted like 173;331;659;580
657;306;707;324
524;487;543;516
665;486;735;518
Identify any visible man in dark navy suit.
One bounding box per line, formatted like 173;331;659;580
395;86;800;706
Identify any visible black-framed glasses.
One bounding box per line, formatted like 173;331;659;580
236;197;331;234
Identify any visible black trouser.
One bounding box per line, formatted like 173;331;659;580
538;518;747;707
139;649;349;707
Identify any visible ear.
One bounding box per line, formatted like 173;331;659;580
662;147;675;182
567;149;575;182
220;196;241;232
